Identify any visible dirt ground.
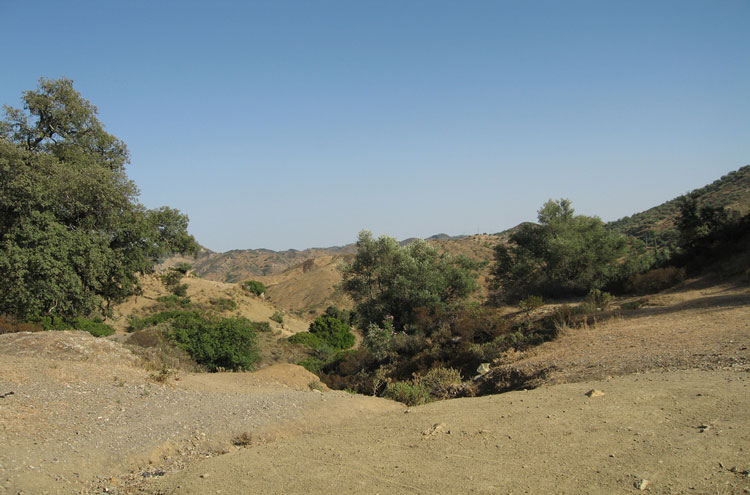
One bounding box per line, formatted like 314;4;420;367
1;280;748;494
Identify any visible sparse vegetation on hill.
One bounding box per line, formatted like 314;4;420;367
607;165;750;249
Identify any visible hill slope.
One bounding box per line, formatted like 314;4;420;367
607;164;750;244
174;234;498;315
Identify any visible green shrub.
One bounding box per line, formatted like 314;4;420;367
270;311;284;324
172;283;189;297
421;367;463;399
297;356;327;374
157;295;192;308
620;300;644;310
288;332;325;349
173;262;193;274
363;319;395;361
308;315;355;350
76;318;115;337
551;305;576;328
518;295;544;313
161;270;183;289
323;306;352;325
584;289;614;309
167;313;259;371
242;280;266;296
35;315;115;337
576;301;599;314
210;298;237;312
383;381;430;406
128;310;198;332
253;321;272;332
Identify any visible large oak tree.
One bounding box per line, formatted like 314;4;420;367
0;78;197;319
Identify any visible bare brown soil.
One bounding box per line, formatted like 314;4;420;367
1;280;748;494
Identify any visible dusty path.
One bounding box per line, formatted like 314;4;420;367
132;369;750;495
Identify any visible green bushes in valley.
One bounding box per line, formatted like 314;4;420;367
128;310;263;371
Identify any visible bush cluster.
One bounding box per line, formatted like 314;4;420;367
33;315;115;337
210;298;237;312
383;382;430;406
157;295;192;308
289;310;355;351
270;311;284;324
518;295;544;313
128;310;264;371
242;280;266;296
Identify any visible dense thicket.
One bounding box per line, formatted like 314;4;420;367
607;165;750;250
128;310;261;371
491;199;628;301
340;230;479;330
670;194;750;275
0;78;197;320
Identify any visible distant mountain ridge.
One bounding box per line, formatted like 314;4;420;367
189;233;476;282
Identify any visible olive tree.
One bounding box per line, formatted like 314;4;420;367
341;230;478;330
491;199;627;301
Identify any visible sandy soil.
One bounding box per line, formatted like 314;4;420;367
1;280;748;494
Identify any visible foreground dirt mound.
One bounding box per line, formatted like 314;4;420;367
0;336;399;495
0;330;139;365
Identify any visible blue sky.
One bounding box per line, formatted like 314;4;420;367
2;0;748;251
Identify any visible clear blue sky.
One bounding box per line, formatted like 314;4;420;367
2;0;748;252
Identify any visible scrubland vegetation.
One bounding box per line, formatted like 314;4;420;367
1;78;748;406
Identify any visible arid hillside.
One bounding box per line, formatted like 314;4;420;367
164;233;500;315
1;277;748;494
109;272;311;337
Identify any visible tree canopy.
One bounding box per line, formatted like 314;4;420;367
0;78;197;320
340;230;478;330
491;199;627;301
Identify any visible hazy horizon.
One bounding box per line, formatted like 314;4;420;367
3;1;748;252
